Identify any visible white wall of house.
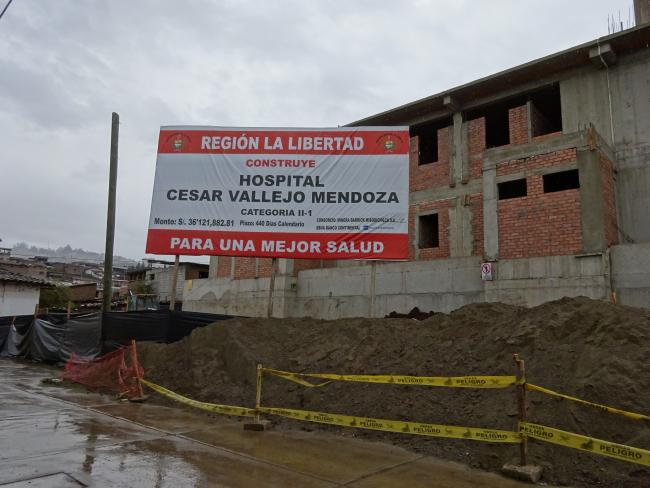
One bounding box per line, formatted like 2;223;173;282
0;282;40;316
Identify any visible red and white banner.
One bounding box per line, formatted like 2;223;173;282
146;126;409;260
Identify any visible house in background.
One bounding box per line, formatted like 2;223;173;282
0;269;51;316
126;259;209;306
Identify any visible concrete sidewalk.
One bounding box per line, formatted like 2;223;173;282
0;359;531;487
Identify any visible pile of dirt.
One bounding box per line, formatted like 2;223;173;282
138;297;650;487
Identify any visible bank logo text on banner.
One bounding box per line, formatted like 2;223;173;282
146;126;410;259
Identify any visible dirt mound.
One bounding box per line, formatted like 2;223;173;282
138;297;650;487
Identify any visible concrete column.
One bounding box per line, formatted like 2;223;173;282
449;112;469;187
577;149;606;252
483;167;499;260
208;256;219;278
449;196;474;257
278;258;293;276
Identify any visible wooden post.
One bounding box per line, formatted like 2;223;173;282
244;363;265;431
131;339;145;398
34;303;39;317
514;353;528;466
170;255;180;311
66;301;72;319
267;258;277;318
255;363;263;423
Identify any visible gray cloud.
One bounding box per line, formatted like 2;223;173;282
0;0;632;260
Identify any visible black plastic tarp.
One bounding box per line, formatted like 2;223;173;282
0;309;232;362
0;313;102;362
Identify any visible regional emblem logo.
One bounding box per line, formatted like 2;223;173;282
166;133;191;152
376;133;403;153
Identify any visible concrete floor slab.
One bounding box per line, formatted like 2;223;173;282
345;456;531;488
92;402;222;433
0;473;84;488
0;409;162;461
1;437;337;488
185;424;421;484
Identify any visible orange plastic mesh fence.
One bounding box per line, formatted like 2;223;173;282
62;348;144;398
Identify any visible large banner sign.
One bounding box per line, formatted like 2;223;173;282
146;126;409;260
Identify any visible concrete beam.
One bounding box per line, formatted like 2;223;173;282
589;43;617;68
443;95;460;112
409;178;482;205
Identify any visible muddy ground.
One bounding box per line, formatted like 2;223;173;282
138;297;650;487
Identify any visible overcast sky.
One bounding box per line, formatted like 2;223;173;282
0;0;634;262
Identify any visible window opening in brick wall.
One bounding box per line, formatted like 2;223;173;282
529;84;562;136
543;169;579;193
410;119;450;165
484;105;510;148
418;213;439;248
467;96;525;149
198;271;209;279
498;178;527;200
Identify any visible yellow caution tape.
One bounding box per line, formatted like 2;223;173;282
259;406;520;443
140;379;256;417
520;422;650;467
526;383;650;422
263;368;517;389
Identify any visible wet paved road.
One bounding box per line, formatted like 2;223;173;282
0;359;531;487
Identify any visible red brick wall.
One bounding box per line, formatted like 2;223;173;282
409;126;451;192
497;149;582;259
293;259;324;274
233;257;257;279
468;117;485;180
216;256;232;278
508;105;529;145
409;199;451;260
600;154;618;247
257;258;273;278
470;194;484;257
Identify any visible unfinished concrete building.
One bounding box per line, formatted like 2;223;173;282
184;11;650;318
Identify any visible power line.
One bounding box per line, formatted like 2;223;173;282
0;0;14;21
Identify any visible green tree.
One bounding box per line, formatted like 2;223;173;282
39;285;72;309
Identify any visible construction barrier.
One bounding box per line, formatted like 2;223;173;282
126;345;650;470
259;406;520;443
262;367;518;388
140;378;256;417
526;383;650;422
519;422;650;468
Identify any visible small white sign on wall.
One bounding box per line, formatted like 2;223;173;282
481;262;493;281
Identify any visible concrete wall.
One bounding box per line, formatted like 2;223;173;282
561;50;650;243
611;242;650;307
484;254;610;307
183;274;296;317
294;257;483;319
0;283;40;316
183;252;623;318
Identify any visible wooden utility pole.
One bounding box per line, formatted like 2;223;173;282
267;257;278;318
169;255;180;310
102;112;119;312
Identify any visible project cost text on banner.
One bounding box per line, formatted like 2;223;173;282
146;126;409;259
